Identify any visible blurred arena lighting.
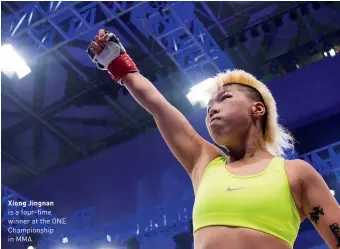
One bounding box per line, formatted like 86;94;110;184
329;49;336;57
186;78;216;108
107;235;111;242
27;246;35;249
136;224;140;235
0;44;31;79
324;48;337;57
62;237;68;243
330;190;335;196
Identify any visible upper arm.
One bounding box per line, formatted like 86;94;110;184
154;102;223;175
297;159;340;249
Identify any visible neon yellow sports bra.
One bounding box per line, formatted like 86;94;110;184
192;156;300;247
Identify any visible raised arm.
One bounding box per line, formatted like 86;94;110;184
122;73;222;174
296;160;340;249
87;29;223;175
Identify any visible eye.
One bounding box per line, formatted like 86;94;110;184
207;107;211;114
221;95;229;101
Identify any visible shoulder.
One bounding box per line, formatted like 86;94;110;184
285;158;313;169
285;159;319;183
286;159;315;172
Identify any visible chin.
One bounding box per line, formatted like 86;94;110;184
209;126;231;144
212;129;241;149
210;133;229;147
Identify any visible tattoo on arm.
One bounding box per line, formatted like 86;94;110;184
308;207;340;247
330;223;340;248
309;206;324;225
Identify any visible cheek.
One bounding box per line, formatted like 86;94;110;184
220;107;251;128
230;111;250;124
224;102;249;118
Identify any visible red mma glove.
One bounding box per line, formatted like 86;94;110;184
87;31;138;84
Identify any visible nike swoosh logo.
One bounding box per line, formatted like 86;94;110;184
227;186;243;192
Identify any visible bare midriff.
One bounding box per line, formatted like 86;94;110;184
194;226;292;249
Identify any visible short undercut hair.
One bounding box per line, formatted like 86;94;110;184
230;83;267;132
233;84;264;103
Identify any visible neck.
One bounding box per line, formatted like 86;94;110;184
227;125;270;163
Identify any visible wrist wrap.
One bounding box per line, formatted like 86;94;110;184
108;53;138;83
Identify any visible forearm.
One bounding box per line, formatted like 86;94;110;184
122;72;170;116
121;72;195;141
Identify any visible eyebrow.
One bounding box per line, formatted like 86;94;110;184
207;90;228;107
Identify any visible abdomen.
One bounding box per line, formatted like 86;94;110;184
194;226;292;249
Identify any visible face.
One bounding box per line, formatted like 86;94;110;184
205;84;261;147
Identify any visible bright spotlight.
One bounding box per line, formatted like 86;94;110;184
62;237;68;243
329;49;336;57
186;78;216;108
324;52;328;57
330;189;335;196
0;44;31;79
27;246;35;249
106;234;111;242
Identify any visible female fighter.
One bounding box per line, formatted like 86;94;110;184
87;29;340;249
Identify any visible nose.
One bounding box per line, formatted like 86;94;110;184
208;105;220;118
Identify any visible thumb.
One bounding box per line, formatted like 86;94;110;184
99;29;106;37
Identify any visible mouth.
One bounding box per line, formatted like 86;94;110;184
210;116;221;124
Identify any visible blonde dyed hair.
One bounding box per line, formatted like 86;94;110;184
213;69;295;157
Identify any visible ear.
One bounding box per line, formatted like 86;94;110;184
251;102;266;119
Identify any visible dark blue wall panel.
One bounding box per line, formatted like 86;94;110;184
268;55;340;129
294;112;340;154
15;127;193;223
